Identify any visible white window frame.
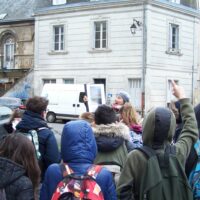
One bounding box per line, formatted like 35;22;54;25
171;0;180;3
93;21;108;49
128;78;142;110
63;78;74;84
169;23;179;51
43;79;56;85
52;0;66;5
4;37;15;69
53;25;64;51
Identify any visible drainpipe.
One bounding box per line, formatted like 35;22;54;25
192;17;195;105
142;1;147;117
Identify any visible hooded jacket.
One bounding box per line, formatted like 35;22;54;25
40;120;116;200
93;122;134;168
16;110;60;180
0;157;34;200
117;98;198;199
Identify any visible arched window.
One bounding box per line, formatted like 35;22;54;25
4;37;15;69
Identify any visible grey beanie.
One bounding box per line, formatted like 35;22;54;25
117;91;130;103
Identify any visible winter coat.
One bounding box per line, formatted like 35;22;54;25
185;103;200;177
117;98;198;200
16;110;60;180
40;120;117;200
0;157;34;200
93;122;134;169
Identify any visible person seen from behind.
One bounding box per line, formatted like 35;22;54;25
15;96;60;181
93;105;135;184
119;102;143;147
40;120;117;200
0;134;40;200
117;80;198;199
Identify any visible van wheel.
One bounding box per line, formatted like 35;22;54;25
46;112;56;123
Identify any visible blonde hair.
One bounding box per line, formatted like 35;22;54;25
119;102;139;127
79;112;94;124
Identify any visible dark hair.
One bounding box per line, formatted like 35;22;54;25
26;96;48;114
0;134;40;198
94;104;117;125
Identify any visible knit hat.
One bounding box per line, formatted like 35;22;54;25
116;91;130;103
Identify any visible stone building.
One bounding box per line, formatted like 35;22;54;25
34;0;200;114
0;0;49;98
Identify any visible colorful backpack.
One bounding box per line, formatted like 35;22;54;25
51;164;104;200
136;145;193;200
189;139;200;199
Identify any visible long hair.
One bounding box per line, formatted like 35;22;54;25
119;102;139;127
0;134;40;198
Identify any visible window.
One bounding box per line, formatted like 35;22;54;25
43;79;56;85
171;0;180;3
94;21;107;49
94;78;106;93
128;78;142;109
4;37;15;69
52;0;66;5
167;79;179;104
169;24;179;51
53;25;64;51
63;78;74;84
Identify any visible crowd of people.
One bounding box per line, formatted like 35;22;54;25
0;80;199;200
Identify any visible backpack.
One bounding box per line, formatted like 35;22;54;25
189;139;200;199
136;145;193;200
51;163;104;200
0;188;7;200
17;129;41;160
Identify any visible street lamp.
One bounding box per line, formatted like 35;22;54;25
130;19;142;34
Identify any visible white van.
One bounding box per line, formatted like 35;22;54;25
41;83;105;122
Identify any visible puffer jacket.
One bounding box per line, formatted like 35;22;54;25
117;98;198;199
0;157;34;200
16;110;60;180
40;120;117;200
93;122;134;168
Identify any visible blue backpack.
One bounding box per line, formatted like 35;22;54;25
189;139;200;199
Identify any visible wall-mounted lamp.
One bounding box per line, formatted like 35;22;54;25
130;19;142;34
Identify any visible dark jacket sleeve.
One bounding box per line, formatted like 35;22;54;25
43;130;61;167
15;176;34;200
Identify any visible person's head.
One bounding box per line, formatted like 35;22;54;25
169;100;182;124
61;120;97;163
119;102;139;126
94;104;117;125
142;107;176;149
115;91;130;105
0;134;40;194
79;112;94;124
26;96;48;115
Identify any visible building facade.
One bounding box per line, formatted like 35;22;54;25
34;0;200;114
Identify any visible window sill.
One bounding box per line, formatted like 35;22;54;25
88;48;112;53
165;49;183;56
48;51;68;55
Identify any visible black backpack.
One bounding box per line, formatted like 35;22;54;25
136;145;193;200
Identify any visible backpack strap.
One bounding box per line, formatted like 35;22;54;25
86;165;102;179
136;145;156;158
60;163;74;177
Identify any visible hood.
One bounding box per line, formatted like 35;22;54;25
16;110;48;131
61;120;97;164
142;107;176;149
0;157;25;188
194;103;200;131
92;122;130;141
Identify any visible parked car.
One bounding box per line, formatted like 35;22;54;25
0;97;26;110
